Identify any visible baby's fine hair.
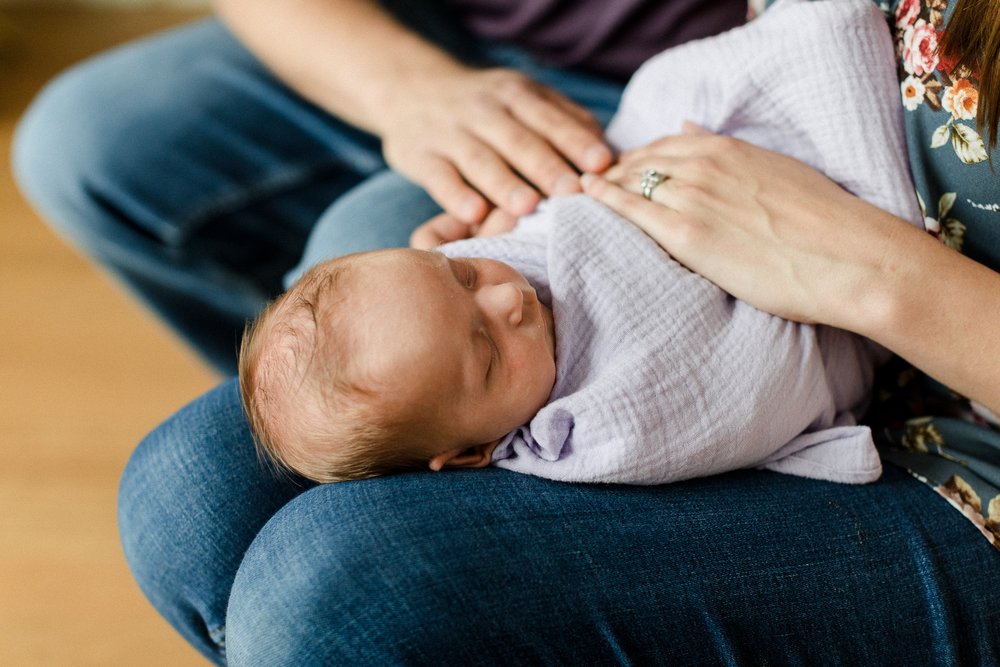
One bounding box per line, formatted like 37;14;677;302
237;257;436;483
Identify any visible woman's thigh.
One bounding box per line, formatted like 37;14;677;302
13;19;388;371
225;465;1000;666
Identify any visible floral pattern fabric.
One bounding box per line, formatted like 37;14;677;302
897;0;988;168
877;0;1000;551
763;0;1000;550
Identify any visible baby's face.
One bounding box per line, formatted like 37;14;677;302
341;248;556;450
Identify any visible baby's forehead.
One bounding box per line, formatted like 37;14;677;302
348;254;464;372
284;249;461;364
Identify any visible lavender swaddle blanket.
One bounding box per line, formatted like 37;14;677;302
441;0;923;484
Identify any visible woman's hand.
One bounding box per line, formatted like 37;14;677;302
381;67;613;227
584;125;1000;413
217;0;612;228
581;124;910;330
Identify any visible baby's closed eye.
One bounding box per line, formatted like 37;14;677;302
461;260;478;289
481;329;499;379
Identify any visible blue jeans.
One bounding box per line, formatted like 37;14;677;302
122;382;1000;665
15;9;1000;667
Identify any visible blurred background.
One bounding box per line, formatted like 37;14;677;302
1;1;217;664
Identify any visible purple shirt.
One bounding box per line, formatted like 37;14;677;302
442;0;747;80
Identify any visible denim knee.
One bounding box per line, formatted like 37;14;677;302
222;467;1000;666
286;170;443;285
13;21;256;256
225;476;490;666
118;380;306;665
225;470;646;666
224;485;384;666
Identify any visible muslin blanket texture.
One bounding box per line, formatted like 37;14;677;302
439;0;924;485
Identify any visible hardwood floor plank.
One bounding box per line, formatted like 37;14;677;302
1;7;216;665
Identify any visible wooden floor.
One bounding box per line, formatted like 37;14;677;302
0;8;217;665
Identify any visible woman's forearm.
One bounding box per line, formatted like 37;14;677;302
858;208;1000;415
212;0;465;136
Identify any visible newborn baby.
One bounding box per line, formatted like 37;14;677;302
241;0;924;485
240;194;886;485
239;245;558;481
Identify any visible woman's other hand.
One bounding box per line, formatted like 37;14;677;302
382;67;613;228
216;0;612;230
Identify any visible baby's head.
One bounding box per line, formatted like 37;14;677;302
239;248;556;483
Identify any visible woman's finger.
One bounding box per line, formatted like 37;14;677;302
602;161;630;182
603;161;672;186
448;131;542;216
601;160;680;204
580;173;692;254
471;104;583;198
618;131;735;164
410;153;490;224
507;84;613;173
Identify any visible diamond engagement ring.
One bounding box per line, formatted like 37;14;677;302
640;168;667;200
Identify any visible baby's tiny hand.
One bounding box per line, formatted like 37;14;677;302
474;208;518;238
410;213;475;249
410;208;520;249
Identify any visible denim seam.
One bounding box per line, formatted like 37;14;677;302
170;157;382;244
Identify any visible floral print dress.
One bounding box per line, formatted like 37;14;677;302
875;0;1000;550
761;0;1000;549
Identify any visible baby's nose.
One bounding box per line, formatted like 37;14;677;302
477;282;524;327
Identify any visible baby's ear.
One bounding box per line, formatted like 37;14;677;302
428;441;499;472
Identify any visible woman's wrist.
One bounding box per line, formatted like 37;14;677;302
839;206;1000;413
826;204;923;341
213;0;467;136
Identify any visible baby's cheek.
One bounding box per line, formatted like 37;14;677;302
530;355;557;401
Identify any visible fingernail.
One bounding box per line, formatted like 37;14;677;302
579;173;599;191
584;144;612;170
553;173;580;195
509;186;539;212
